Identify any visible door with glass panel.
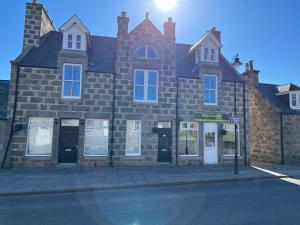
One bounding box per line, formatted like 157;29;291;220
157;122;172;163
203;123;218;164
58;119;79;163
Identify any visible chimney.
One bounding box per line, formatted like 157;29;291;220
164;17;176;42
210;27;221;43
117;12;129;38
242;60;260;85
23;1;55;50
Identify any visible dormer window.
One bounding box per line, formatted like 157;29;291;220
134;45;159;59
76;35;81;49
204;48;208;61
289;92;300;109
202;47;216;62
60;15;89;51
210;49;215;61
67;34;73;48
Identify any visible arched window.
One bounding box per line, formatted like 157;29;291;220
134;45;159;59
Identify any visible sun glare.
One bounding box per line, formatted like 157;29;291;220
155;0;177;12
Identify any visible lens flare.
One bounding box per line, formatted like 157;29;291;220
155;0;177;11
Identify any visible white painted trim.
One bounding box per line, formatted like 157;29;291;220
125;120;142;157
203;74;218;106
289;91;300;109
26;117;54;157
62;63;82;99
203;123;218;164
83;119;109;157
133;69;158;103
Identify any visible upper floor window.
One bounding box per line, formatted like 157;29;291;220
204;75;217;105
134;70;158;102
289;92;300;109
62;64;82;99
65;34;82;50
134;45;159;59
203;47;217;63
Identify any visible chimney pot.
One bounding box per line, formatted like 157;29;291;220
121;11;126;17
32;0;37;3
168;17;172;22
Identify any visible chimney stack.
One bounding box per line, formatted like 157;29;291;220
23;2;55;50
210;27;221;43
117;12;129;38
164;17;176;42
243;60;260;85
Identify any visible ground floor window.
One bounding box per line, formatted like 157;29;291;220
179;122;198;156
26;117;54;156
126;120;141;156
84;119;109;156
223;123;240;156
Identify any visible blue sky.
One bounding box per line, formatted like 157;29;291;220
1;0;300;84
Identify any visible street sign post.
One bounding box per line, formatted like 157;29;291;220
230;117;239;125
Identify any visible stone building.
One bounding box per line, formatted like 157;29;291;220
0;80;9;164
2;1;248;167
245;61;300;164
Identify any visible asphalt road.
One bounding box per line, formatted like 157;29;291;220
0;179;300;225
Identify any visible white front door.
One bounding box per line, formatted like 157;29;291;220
203;123;218;164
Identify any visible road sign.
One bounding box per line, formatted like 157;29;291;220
230;117;239;125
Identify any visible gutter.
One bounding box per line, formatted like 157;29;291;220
279;112;284;165
175;75;179;166
243;80;247;166
109;71;116;168
1;63;19;168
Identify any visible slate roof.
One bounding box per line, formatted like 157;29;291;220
257;83;300;114
0;80;9;119
18;31;240;82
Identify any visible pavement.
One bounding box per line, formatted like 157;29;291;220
0;164;291;197
1;179;300;225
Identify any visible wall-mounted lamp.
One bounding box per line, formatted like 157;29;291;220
14;118;23;132
152;121;158;133
80;119;85;125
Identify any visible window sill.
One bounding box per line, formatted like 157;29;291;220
179;155;199;157
84;155;108;157
133;100;158;105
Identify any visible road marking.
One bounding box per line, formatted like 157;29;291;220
252;165;300;186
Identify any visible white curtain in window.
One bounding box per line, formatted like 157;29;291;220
84;119;109;156
27;118;53;155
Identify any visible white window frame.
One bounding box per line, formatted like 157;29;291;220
179;122;199;157
65;33;83;51
203;74;218;106
134;45;159;59
134;69;158;103
289;91;300;109
26;117;54;157
223;123;241;157
84;119;109;157
62;63;82;99
125;120;142;156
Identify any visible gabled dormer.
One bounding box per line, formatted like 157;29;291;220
60;15;89;51
276;83;300;110
189;27;222;64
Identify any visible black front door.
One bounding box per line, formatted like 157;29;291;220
158;128;172;163
58;126;79;163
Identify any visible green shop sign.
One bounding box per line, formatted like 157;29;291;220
194;114;229;123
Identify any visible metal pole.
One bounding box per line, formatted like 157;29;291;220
175;76;179;166
234;78;239;175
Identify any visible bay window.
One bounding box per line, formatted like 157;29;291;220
26;117;54;156
179;122;198;156
84;119;109;156
126;120;141;156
